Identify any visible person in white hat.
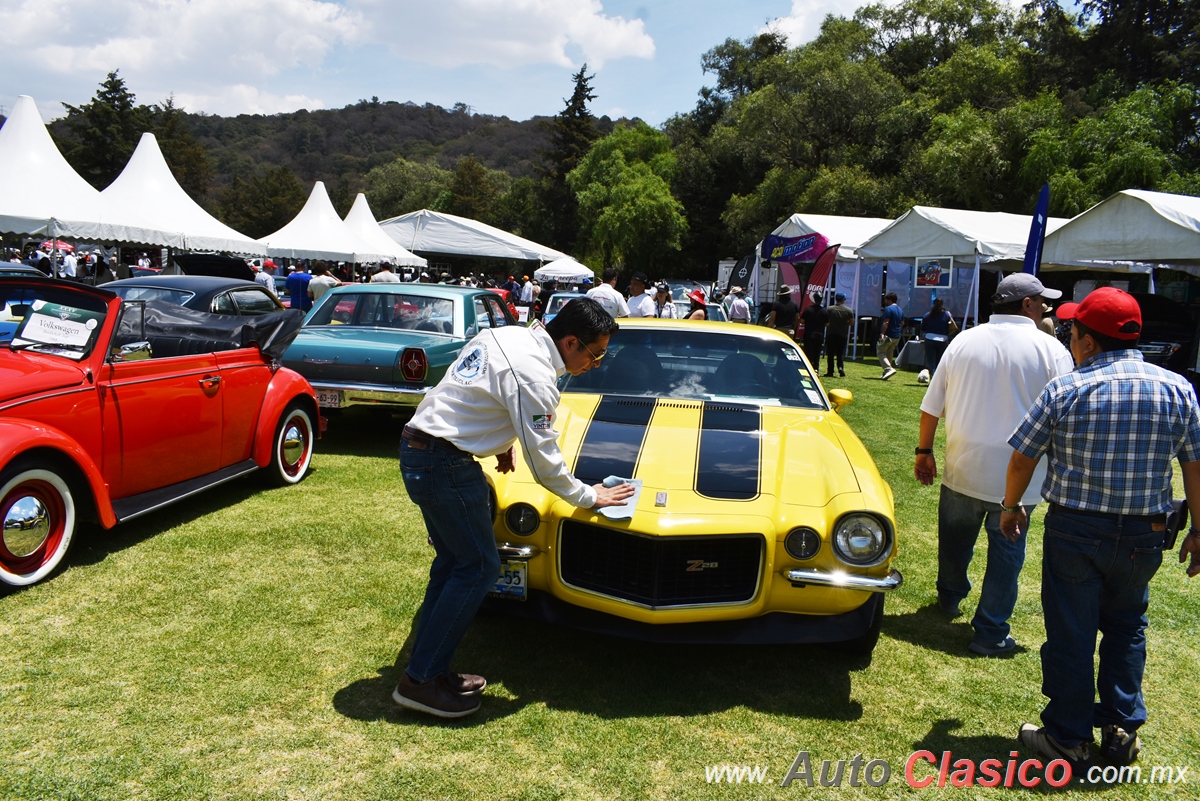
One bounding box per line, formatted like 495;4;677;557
914;272;1072;657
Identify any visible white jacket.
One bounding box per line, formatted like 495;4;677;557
408;322;596;508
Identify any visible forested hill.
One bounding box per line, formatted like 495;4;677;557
188;100;552;188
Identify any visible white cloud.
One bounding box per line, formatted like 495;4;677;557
173;86;326;117
0;0;655;117
351;0;655;69
762;0;853;46
1;0;361;111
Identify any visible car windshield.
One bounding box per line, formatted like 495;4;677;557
1;282;108;360
306;292;456;333
108;286;195;306
545;294;581;316
559;328;827;409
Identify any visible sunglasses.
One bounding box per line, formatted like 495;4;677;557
578;339;607;364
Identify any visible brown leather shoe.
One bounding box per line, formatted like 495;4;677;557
445;672;487;696
393;673;481;718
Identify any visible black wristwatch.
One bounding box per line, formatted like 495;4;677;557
915;447;933;455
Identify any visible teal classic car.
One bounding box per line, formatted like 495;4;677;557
281;284;517;409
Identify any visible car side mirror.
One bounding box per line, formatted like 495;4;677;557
111;341;152;362
828;388;852;411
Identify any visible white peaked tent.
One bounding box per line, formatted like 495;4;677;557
535;257;593;282
1042;189;1200;275
342;194;427;267
102;133;266;256
858;206;1069;324
770;213;893;261
259;182;385;262
378;208;569;262
0;95;181;246
859;206;1069;265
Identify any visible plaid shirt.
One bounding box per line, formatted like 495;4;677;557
1009;349;1200;515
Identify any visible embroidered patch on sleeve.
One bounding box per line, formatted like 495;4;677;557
531;414;553;430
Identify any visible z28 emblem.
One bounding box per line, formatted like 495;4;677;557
686;560;719;572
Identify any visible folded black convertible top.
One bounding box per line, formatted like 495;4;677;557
120;300;305;363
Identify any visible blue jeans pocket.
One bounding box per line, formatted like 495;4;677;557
1044;528;1101;585
1128;542;1164;588
401;463;436;505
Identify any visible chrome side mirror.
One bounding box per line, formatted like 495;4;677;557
112;341;152;362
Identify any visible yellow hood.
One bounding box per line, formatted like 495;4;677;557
506;393;865;512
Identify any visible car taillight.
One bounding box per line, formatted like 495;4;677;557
400;348;428;382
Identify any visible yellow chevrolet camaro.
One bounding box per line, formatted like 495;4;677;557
487;319;901;651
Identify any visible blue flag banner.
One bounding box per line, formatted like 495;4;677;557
1023;183;1051;275
760;232;830;263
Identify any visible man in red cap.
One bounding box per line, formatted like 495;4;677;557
1000;287;1200;770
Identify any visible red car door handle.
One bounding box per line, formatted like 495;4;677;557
199;376;222;388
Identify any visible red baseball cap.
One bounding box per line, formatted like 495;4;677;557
1054;287;1142;340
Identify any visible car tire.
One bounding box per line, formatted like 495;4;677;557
0;462;77;586
834;596;884;656
267;402;314;486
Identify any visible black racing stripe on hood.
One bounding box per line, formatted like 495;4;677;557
696;403;761;501
573;396;655;485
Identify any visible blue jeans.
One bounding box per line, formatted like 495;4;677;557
924;338;948;375
399;439;500;683
1039;507;1165;747
936;485;1030;645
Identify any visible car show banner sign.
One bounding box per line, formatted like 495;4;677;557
760;232;831;264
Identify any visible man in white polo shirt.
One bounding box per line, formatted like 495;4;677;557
914;273;1073;656
586;268;630;318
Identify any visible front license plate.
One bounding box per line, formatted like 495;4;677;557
489;560;527;600
316;389;341;408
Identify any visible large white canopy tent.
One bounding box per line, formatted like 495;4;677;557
858;206;1069;325
258;181;389;263
1041;189;1200;278
342;194;427;267
378;208;569;262
534;257;593;282
102;132;266;256
0;95;181;247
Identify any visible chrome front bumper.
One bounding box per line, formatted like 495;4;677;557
309;381;427;408
784;568;903;593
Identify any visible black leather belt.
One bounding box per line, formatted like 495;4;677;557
1049;503;1166;524
402;426;466;454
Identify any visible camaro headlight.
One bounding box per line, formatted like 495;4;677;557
784;527;821;560
832;514;891;566
505;503;540;536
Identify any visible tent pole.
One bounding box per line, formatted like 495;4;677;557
971;252;981;327
852;257;861;360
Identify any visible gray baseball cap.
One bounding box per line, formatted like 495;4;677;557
993;273;1062;304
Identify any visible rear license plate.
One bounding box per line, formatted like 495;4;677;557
316;389;341;408
489;560;527;600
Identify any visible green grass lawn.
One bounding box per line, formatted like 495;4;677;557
2;357;1198;800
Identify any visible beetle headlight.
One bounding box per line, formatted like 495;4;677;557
505;503;540;536
832;514;891;566
784;527;821;560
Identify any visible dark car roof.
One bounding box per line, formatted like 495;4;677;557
105;274;264;303
0;265;49;278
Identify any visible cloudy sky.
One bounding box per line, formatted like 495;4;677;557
1;0;867;124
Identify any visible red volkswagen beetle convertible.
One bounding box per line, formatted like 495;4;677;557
0;278;319;587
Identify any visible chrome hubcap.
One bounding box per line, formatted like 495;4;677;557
3;496;51;557
282;422;305;467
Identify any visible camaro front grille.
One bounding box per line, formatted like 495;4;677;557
558;521;763;607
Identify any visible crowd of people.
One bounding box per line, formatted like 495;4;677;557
7;244;1198;769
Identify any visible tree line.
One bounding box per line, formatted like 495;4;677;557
30;0;1200;277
